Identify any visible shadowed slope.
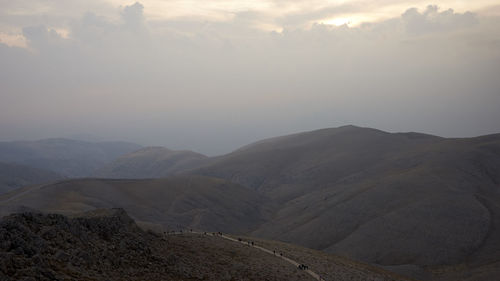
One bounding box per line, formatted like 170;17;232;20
188;126;500;275
0;138;141;177
96;146;208;178
2;126;500;280
0;176;272;234
0;162;62;194
192;125;443;202
0;209;414;281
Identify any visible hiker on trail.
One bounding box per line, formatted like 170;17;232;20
251;241;254;246
273;250;276;255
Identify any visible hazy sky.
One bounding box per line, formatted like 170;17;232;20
1;1;500;155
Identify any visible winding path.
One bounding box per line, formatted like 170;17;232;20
167;231;324;281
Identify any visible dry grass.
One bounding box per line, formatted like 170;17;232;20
230;235;418;281
159;233;315;281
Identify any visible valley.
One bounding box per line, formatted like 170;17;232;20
1;125;500;280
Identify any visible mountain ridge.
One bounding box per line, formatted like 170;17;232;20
0;162;62;194
95;146;208;179
2;125;500;280
0;208;413;281
0;138;142;177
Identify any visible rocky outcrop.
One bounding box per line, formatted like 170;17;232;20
0;209;319;281
0;208;173;281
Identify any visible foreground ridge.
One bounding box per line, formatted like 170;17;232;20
166;230;415;281
168;230;325;280
1;209;412;281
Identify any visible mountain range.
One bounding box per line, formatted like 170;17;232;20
0;162;61;194
95;146;207;178
1;125;500;280
0;138;142;177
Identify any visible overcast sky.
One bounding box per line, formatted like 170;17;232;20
1;1;500;155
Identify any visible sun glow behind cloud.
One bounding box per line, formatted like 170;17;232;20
131;0;500;23
319;14;381;27
0;32;27;48
96;0;500;29
0;0;499;41
323;17;351;26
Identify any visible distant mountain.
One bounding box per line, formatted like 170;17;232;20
96;147;207;179
0;176;271;234
0;138;142;177
0;162;62;194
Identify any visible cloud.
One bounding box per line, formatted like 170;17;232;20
121;2;145;28
402;5;478;34
22;25;65;50
0;2;499;154
276;3;359;27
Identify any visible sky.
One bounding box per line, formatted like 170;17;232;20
1;1;500;155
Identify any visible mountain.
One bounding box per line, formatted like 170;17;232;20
96;146;207;178
0;138;142;177
2;125;500;280
0;162;62;194
187;126;500;276
0;209;411;281
192;125;444;201
0;176;271;234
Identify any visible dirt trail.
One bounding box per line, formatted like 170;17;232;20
167;231;324;281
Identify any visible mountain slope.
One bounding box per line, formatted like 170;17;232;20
96;146;207;178
187;126;500;273
0;162;62;194
0;138;141;177
191;125;443;202
0;176;272;234
2;126;500;280
0;209;411;281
